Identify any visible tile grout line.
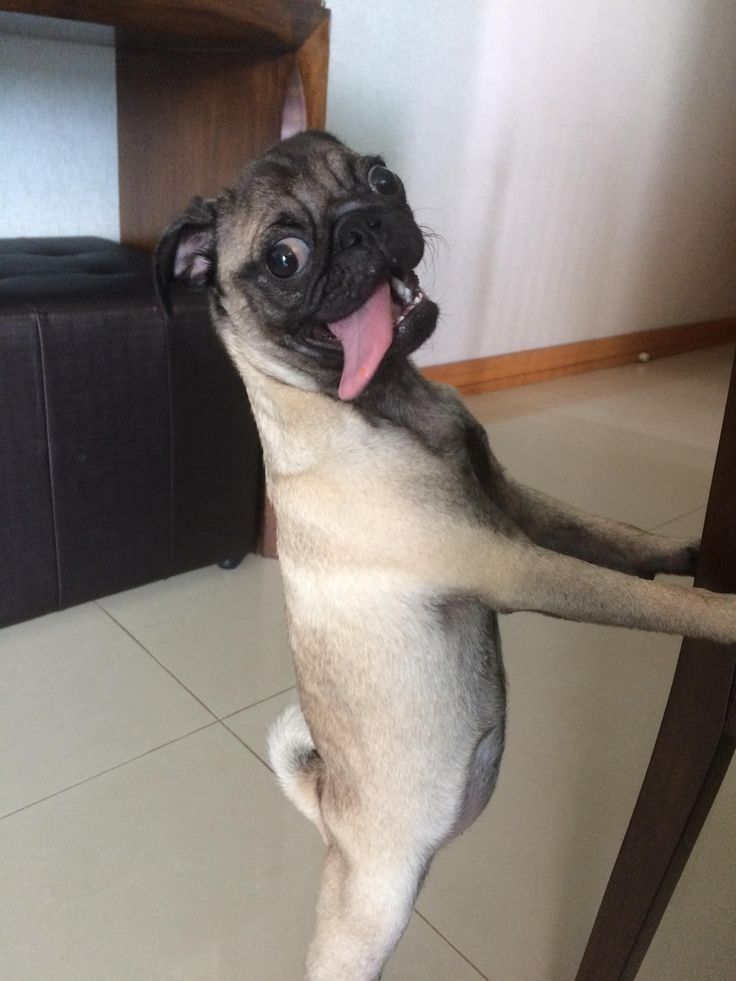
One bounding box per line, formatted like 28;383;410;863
92;602;295;776
220;684;297;721
648;504;707;534
92;606;295;773
95;602;219;720
413;909;491;980
221;719;275;774
0;721;219;823
96;604;297;725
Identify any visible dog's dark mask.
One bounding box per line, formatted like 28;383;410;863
155;131;439;401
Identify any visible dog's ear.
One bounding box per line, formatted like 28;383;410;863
280;63;308;140
154;196;218;317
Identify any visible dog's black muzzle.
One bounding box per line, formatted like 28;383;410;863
333;206;424;271
313;206;426;324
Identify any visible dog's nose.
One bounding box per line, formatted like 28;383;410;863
335;211;383;252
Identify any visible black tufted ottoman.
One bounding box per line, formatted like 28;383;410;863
0;237;262;628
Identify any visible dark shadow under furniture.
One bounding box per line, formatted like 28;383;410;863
0;237;262;628
577;351;736;979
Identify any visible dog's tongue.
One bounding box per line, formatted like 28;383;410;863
327;280;393;400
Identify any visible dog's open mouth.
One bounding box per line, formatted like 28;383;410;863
304;270;426;401
388;269;425;325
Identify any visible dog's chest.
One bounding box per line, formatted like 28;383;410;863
247;370;460;538
272;426;442;569
243;367;508;604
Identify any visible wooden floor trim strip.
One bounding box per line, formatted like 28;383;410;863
421;318;736;395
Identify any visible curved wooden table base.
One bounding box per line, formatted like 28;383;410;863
577;352;736;980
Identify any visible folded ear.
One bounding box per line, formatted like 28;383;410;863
154;196;218;317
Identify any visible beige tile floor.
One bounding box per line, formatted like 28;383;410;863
2;343;734;981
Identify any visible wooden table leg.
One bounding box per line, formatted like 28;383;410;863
576;352;736;981
258;496;279;559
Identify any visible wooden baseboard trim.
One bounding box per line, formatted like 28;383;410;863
421;318;736;395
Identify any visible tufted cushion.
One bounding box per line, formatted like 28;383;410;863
0;237;157;310
0;237;260;627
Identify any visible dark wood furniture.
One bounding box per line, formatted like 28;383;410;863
0;0;330;251
2;1;329;561
577;352;736;979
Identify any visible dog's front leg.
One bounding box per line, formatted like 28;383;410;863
468;538;735;643
501;478;698;577
464;419;697;577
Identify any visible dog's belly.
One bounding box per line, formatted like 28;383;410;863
263;406;510;842
281;563;507;846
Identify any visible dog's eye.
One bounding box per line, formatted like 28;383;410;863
368;165;401;196
265;237;311;278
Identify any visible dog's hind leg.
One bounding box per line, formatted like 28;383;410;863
305;839;424;981
269;708;435;979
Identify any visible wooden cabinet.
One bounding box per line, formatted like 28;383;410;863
0;0;330;250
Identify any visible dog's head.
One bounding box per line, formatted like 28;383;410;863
155;131;438;400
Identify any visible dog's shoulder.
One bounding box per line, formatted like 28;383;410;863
354;360;508;505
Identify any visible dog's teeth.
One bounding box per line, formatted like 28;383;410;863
391;275;414;304
390;278;424;328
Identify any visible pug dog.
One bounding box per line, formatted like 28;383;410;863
155;130;736;981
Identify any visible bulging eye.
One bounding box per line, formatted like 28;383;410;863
368;164;401;196
265;237;311;278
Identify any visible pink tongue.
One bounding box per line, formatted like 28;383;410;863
327;280;394;400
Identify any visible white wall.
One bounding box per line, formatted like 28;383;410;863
326;0;736;366
0;22;119;240
2;3;735;366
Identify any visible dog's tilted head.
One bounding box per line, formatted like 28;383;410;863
155;131;439;400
